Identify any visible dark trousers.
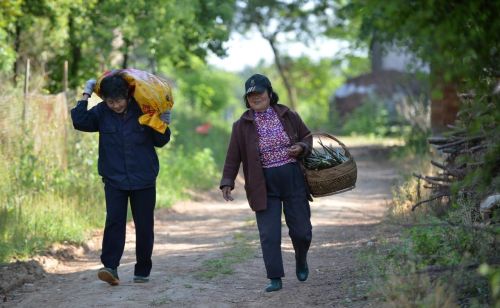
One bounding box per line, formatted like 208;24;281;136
256;162;312;279
101;184;156;277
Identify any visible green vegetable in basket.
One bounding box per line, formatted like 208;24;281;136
303;139;348;170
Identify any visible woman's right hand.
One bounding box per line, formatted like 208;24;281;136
83;79;96;96
221;186;234;201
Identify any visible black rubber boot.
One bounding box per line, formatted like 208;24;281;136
296;261;309;282
265;278;283;292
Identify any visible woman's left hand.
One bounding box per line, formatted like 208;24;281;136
288;144;303;157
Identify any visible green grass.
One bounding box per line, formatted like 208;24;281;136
149;296;172;306
0;85;232;263
156;146;220;208
0;130;105;262
195;232;256;280
154;102;232;207
0;192;105;261
357;169;498;306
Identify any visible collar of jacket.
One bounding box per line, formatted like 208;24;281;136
241;104;289;121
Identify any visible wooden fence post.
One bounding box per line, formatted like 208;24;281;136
62;61;69;169
63;60;68;95
22;58;30;127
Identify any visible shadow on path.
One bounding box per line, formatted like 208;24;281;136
3;146;399;307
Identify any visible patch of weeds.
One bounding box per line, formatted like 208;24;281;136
360;158;499;306
244;216;256;228
149;295;171;306
374;272;458;307
358;220;495;306
358;237;456;306
195;231;256;280
340;297;353;305
478;264;500;306
183;283;193;288
198;259;235;279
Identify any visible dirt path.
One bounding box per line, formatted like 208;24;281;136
3;146;398;307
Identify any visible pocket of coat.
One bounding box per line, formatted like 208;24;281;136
132;126;147;144
100;125;118;145
101;125;117;134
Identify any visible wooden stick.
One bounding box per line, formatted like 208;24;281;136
468;161;485;167
425;175;452;182
437;136;485;150
63;60;68;94
459;144;487;154
411;193;448;211
22;58;30;129
442;148;459;154
23;58;30;96
431;160;447;170
391;222;499;235
428;137;449;145
416;263;479;274
413;173;451;186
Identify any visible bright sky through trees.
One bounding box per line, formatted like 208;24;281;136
208;32;349;72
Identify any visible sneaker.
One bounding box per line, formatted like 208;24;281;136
98;267;120;286
265;278;282;292
133;275;150;283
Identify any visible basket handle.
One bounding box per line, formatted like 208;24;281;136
304;132;353;159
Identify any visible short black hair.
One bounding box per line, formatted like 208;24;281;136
100;74;130;100
244;89;279;108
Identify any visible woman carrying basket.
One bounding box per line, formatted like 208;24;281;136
220;74;313;292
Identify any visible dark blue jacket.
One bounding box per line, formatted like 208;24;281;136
71;99;171;190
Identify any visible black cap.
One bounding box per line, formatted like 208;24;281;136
245;74;271;95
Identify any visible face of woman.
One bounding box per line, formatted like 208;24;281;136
105;98;128;114
247;90;271;112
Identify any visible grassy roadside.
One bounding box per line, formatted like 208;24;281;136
0;86;229;263
355;149;499;307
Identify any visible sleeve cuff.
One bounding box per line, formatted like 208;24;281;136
76;100;88;107
219;178;235;190
296;141;311;158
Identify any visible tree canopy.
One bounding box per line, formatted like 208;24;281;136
233;0;345;109
339;0;500;86
0;0;236;91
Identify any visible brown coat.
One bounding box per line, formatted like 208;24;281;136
220;104;312;211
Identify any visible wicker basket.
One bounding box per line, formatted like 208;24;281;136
304;133;357;197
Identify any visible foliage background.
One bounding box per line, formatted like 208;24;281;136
0;0;498;305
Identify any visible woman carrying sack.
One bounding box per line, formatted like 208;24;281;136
71;72;172;285
220;73;313;292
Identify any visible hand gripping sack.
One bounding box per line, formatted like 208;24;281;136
95;69;174;133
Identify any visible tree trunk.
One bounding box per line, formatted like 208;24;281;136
149;57;157;75
12;22;22;85
430;81;459;135
262;32;297;110
68;10;82;88
122;38;130;69
429;56;460;135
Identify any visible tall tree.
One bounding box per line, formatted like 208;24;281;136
90;0;235;72
0;0;55;83
234;0;336;110
1;0;236;92
0;1;22;72
338;0;500;133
